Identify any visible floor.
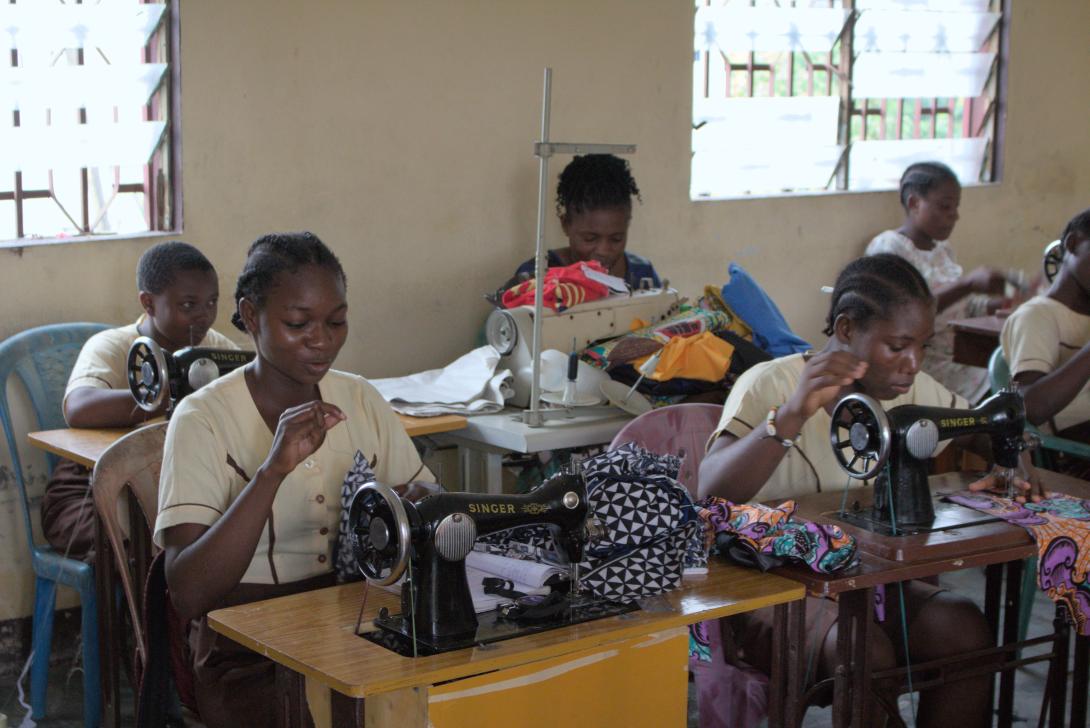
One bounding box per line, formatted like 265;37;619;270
0;566;1081;727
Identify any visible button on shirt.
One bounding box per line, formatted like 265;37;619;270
154;367;434;585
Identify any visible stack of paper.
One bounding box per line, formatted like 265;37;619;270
465;551;569;614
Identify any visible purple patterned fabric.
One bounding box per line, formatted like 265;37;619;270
946;490;1090;635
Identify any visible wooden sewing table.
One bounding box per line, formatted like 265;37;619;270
206;562;805;728
950;315;1005;367
773;470;1090;727
25;413;468;728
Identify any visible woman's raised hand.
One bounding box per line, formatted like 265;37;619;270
784;351;868;423
264;401;346;478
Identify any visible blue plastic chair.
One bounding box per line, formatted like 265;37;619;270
0;322;110;727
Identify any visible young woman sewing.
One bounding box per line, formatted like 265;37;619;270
154;232;434;727
698;254;1039;727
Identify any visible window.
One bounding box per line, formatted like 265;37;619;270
0;0;179;245
691;0;1006;199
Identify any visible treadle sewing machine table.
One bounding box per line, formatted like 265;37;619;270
25;413;468;728
772;470;1090;728
206;562;804;728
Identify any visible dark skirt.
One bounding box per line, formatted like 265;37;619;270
41;458;95;561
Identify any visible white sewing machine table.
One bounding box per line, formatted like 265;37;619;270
434;407;633;494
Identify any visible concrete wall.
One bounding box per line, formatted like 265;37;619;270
1;0;1087;620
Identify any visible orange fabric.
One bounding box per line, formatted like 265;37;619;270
501;260;611;312
633;331;734;382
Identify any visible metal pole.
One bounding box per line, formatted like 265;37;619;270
527;68;552;427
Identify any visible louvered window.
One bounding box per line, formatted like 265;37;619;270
0;0;178;244
692;0;1005;199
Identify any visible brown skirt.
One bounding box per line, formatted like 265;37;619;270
189;574;338;728
40;458;95;562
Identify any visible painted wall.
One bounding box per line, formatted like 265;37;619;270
0;0;1087;620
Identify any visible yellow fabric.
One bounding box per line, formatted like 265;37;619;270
700;285;753;339
1002;295;1090;433
64;316;238;417
154;367;434;584
709;353;968;503
633;331;734;382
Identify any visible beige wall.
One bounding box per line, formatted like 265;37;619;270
0;1;1087;620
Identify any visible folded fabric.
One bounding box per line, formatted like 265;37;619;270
501;260;611;311
582;305;735;371
945;490;1090;636
370;345;513;416
632;330;735;383
720;263;811;357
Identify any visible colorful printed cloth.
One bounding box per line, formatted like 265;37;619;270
945;490;1090;635
508;249;661;292
501;260;610;311
582;305;736;370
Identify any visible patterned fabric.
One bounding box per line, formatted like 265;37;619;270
501;260;610;312
334;450;377;583
582;305;736;371
509;249;661;292
945;490;1090;635
698;498;858;574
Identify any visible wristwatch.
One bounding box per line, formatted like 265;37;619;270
763;406;794;449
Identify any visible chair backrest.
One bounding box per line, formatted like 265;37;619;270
988;346;1011;394
92;422;167;672
0;323;111;553
608;403;723;498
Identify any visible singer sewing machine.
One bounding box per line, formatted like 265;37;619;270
348;473;633;656
127;336;254;414
486;288;681;408
829;389;1026;536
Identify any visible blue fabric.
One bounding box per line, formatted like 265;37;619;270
508;249;661;291
720;262;811;357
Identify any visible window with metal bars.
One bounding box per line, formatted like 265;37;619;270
0;0;179;245
691;0;1006;199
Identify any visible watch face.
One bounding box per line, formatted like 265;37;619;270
485;309;518;356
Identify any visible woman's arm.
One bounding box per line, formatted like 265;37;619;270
933;267;1007;313
65;387;166;428
698;351;867;501
162;400;345;621
1014;347;1090;426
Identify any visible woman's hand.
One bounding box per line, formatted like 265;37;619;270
263;401;346;477
968;457;1045;504
964;266;1009;295
782;351;868;426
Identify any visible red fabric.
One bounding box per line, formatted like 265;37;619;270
501;260;611;312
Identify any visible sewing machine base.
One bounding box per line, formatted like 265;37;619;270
361;596;638;656
831;498;1001;538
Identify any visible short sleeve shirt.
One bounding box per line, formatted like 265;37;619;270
154;367;434;585
710;353;968;503
1001;295;1090;433
64;317;239;416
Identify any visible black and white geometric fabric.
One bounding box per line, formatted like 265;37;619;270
334;449;376;583
581;521;697;602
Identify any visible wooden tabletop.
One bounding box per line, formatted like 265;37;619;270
775;469;1090;597
950;316;1005;336
207;561;803;698
27;414;466;468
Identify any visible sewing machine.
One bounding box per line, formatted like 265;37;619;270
1044;238;1063;283
829;390;1026;535
127;336;254;413
486;288;681;408
348;472;630;655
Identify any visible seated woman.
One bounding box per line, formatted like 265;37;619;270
698;254;1036;727
503;153;660;291
154;232;433;728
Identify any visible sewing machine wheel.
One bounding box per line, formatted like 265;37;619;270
484;309;517;356
830;393;891;480
1043;239;1063;283
127;336;169;412
348;482;411;586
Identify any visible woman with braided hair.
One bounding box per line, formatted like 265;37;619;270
698;254;1041;727
504;153;661;290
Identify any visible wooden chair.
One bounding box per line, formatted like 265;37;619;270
91;422;168;725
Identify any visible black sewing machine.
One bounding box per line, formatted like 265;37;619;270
127;336;255;414
829;390;1026;535
348;473;631;655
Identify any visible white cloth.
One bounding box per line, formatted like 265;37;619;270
370;345;514;416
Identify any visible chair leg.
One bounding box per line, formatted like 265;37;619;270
30;576;57;720
80;578;102;728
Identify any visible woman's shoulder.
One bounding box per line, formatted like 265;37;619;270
730;353;805;399
170;366;249;423
866;229;914;256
